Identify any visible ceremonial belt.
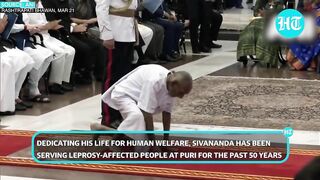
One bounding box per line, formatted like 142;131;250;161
109;8;139;45
109;9;135;17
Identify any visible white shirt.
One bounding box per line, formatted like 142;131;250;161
102;65;175;114
95;0;137;42
22;1;50;38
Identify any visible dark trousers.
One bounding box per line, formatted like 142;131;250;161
143;21;165;58
69;33;106;80
101;42;134;126
154;18;184;56
187;0;222;49
200;3;223;45
50;32;106;79
186;0;201;51
199;1;212;47
236;0;243;7
210;11;223;42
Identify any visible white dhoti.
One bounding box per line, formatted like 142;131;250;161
24;45;54;96
133;24;154;63
42;35;75;84
0;54;15;112
111;91;146;131
0;48;34;112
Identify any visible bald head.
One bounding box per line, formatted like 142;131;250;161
167;71;193;98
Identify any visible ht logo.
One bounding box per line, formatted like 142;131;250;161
275;9;305;39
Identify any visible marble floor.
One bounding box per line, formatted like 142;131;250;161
221;1;254;30
0;40;239;180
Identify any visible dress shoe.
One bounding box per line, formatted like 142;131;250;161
159;54;179;62
200;46;212;53
166;55;180;62
15;103;27;111
171;52;182;60
62;82;74;91
209;42;222;49
20;101;33;108
0;111;15;116
49;84;65;95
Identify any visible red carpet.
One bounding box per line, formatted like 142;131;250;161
0;130;319;180
0;132;32;156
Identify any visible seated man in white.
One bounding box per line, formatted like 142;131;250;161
0;15;34;114
23;0;75;94
1;48;35;113
7;12;54;103
92;64;192;141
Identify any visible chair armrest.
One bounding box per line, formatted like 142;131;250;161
1;37;17;48
31;33;45;47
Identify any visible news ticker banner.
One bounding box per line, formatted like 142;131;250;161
31;128;293;164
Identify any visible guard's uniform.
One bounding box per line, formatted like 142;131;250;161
102;65;174;131
23;0;75;86
95;0;138;126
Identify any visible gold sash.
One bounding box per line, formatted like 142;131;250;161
109;0;133;13
109;0;139;45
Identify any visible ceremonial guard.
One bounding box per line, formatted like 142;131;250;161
95;0;138;127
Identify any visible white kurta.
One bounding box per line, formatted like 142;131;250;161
0;48;34;112
24;45;53;96
95;0;137;42
1;12;54;96
2;9;54;96
102;65;174;131
0;53;15;112
23;1;75;84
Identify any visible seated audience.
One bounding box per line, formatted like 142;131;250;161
8;12;54;103
42;0;106;83
0;15;34;114
138;2;165;63
142;0;184;61
23;0;76;94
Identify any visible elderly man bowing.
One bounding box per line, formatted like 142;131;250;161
92;65;193;141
